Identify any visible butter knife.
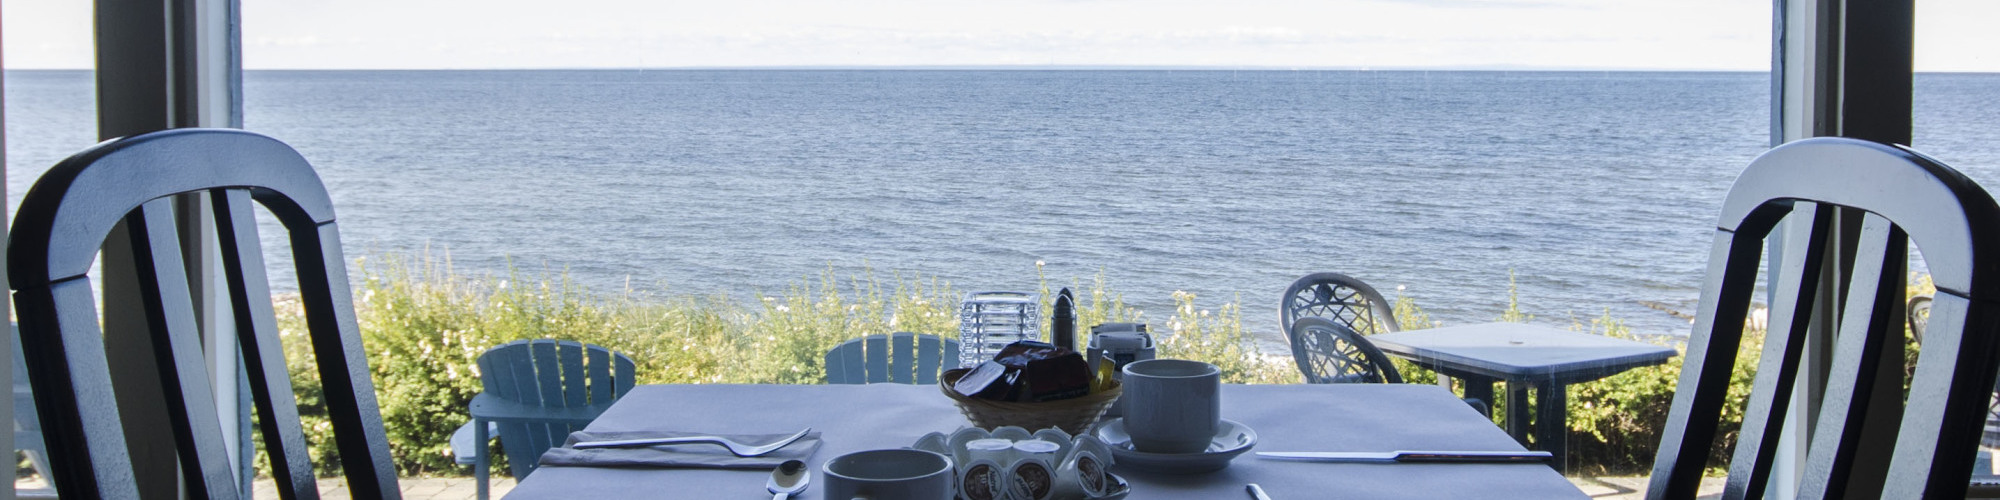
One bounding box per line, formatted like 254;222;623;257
1256;450;1552;463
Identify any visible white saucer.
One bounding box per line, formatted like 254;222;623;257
1090;418;1257;474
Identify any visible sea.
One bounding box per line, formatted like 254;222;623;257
8;70;2000;348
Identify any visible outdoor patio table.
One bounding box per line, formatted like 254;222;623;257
503;383;1585;499
1366;322;1678;473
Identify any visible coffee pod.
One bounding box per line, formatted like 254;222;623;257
1031;429;1074;458
1054;450;1111;499
1012;439;1061;464
966;438;1016;466
1004;457;1057;500
949;428;992;465
959;459;1005;500
913;432;950;456
1072;435;1116;468
991;426;1034;442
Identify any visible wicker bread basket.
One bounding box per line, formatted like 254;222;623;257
939;368;1122;435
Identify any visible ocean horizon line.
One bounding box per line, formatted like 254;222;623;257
12;66;1994;74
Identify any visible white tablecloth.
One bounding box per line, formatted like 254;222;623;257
504;383;1586;499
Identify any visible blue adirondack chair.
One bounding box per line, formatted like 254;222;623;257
455;339;636;500
824;332;960;385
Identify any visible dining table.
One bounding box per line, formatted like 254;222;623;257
503;383;1587;499
1366;322;1679;473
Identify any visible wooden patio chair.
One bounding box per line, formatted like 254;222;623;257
1902;293;2000;496
7;128;400;498
824;332;960;384
460;339;635;500
1646;137;2000;499
11;326;57;499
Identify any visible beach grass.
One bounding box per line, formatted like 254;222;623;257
265;252;1927;477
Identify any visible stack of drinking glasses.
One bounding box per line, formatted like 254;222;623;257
959;291;1042;368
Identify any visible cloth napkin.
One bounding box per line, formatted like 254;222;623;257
538;430;822;469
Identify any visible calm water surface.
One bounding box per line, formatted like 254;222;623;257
9;70;1999;346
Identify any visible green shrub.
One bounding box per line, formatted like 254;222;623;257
1561;310;1759;475
270;252;1917;479
273;253;1243;476
1154;290;1298;384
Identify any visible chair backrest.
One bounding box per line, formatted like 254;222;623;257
824;332;961;385
1647;137;2000;499
12;325;55;497
7;129;399;498
477;339;636;478
1287;317;1403;384
1281;272;1400;340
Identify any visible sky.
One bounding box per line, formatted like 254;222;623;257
3;0;1997;71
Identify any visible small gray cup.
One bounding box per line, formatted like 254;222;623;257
1120;359;1222;454
822;449;956;500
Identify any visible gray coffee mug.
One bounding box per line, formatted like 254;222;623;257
1120;359;1221;454
822;448;956;500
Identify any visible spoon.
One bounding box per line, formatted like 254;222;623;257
767;459;809;500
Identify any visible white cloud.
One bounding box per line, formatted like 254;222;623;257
4;0;1994;71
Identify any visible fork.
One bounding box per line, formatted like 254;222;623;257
571;428;813;456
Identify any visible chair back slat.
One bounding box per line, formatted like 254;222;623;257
586;347;613;404
915;334;945;385
890;332;918;384
214;188;322;499
825;333;958;385
1796;215;1909;499
826;338;867;384
520;341;566;469
864;335;891;384
8;129;401;498
294;223;401;495
1722;203;1833;500
557;341;588;408
613;353;637;396
529;341;565;408
129;200;240;499
14;279;136;498
479;346;529;403
1647;137;2000;500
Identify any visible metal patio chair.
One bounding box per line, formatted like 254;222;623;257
824;332;960;385
1288;317;1403;384
459;339;636;500
8;128;400;498
1281;273;1485;407
1909;294;1932;344
1646;137;2000;499
1281;272;1401;338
